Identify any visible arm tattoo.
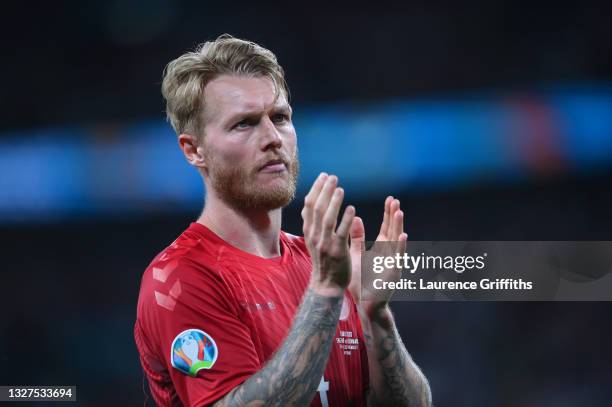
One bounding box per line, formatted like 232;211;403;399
214;289;342;407
360;308;431;407
374;325;430;407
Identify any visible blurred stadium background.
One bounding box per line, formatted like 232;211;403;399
1;1;612;405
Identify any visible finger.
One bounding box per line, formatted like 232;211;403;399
396;203;407;252
386;199;400;238
321;187;345;245
301;172;328;235
391;199;399;238
311;175;338;241
398;205;405;238
335;205;356;242
398;232;408;254
391;208;403;240
399;231;408;246
379;196;393;237
349;216;365;253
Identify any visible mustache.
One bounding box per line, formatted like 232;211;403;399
255;153;292;170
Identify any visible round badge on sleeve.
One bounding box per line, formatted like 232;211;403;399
171;328;218;377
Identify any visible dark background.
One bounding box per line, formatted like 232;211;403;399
1;1;612;406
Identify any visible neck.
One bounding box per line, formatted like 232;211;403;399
197;193;283;259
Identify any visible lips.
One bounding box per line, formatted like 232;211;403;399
259;159;287;173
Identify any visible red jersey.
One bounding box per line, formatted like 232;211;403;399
134;222;369;406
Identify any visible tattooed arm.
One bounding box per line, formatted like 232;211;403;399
213;173;356;407
213;289;342;407
359;306;432;407
348;197;432;407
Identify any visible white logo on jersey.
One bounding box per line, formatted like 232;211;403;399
317;376;329;407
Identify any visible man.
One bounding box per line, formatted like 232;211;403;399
135;34;431;407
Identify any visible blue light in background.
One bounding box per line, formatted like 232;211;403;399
0;84;611;222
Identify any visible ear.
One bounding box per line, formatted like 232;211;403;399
178;133;206;169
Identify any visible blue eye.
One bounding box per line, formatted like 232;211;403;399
234;120;251;130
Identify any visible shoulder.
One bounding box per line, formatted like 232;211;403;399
149;224;222;267
145;229;223;285
137;226;234;318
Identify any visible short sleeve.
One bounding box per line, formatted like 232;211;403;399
136;257;260;406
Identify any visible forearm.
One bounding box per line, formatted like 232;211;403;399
213;288;342;407
359;306;432;407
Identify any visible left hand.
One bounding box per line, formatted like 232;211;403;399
348;196;408;309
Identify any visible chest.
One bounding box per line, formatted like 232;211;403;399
220;258;362;364
227;259;311;359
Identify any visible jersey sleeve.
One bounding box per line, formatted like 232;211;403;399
136;257;261;406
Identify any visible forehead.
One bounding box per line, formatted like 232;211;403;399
203;75;288;120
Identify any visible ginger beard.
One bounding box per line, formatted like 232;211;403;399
204;148;300;211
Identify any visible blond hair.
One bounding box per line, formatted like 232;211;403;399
161;34;289;137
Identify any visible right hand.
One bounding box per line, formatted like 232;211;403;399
301;173;355;297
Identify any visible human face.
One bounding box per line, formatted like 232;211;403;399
201;75;299;210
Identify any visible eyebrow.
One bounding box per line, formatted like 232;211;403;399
223;103;292;128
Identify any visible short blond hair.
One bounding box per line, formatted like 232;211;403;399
161;34;289;137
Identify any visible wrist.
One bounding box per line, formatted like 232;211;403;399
308;280;345;298
361;301;394;327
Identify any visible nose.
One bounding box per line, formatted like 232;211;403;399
259;116;282;151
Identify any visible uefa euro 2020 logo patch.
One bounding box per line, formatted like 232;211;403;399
171;329;218;377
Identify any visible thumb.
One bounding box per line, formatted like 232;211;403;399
349;217;365;251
